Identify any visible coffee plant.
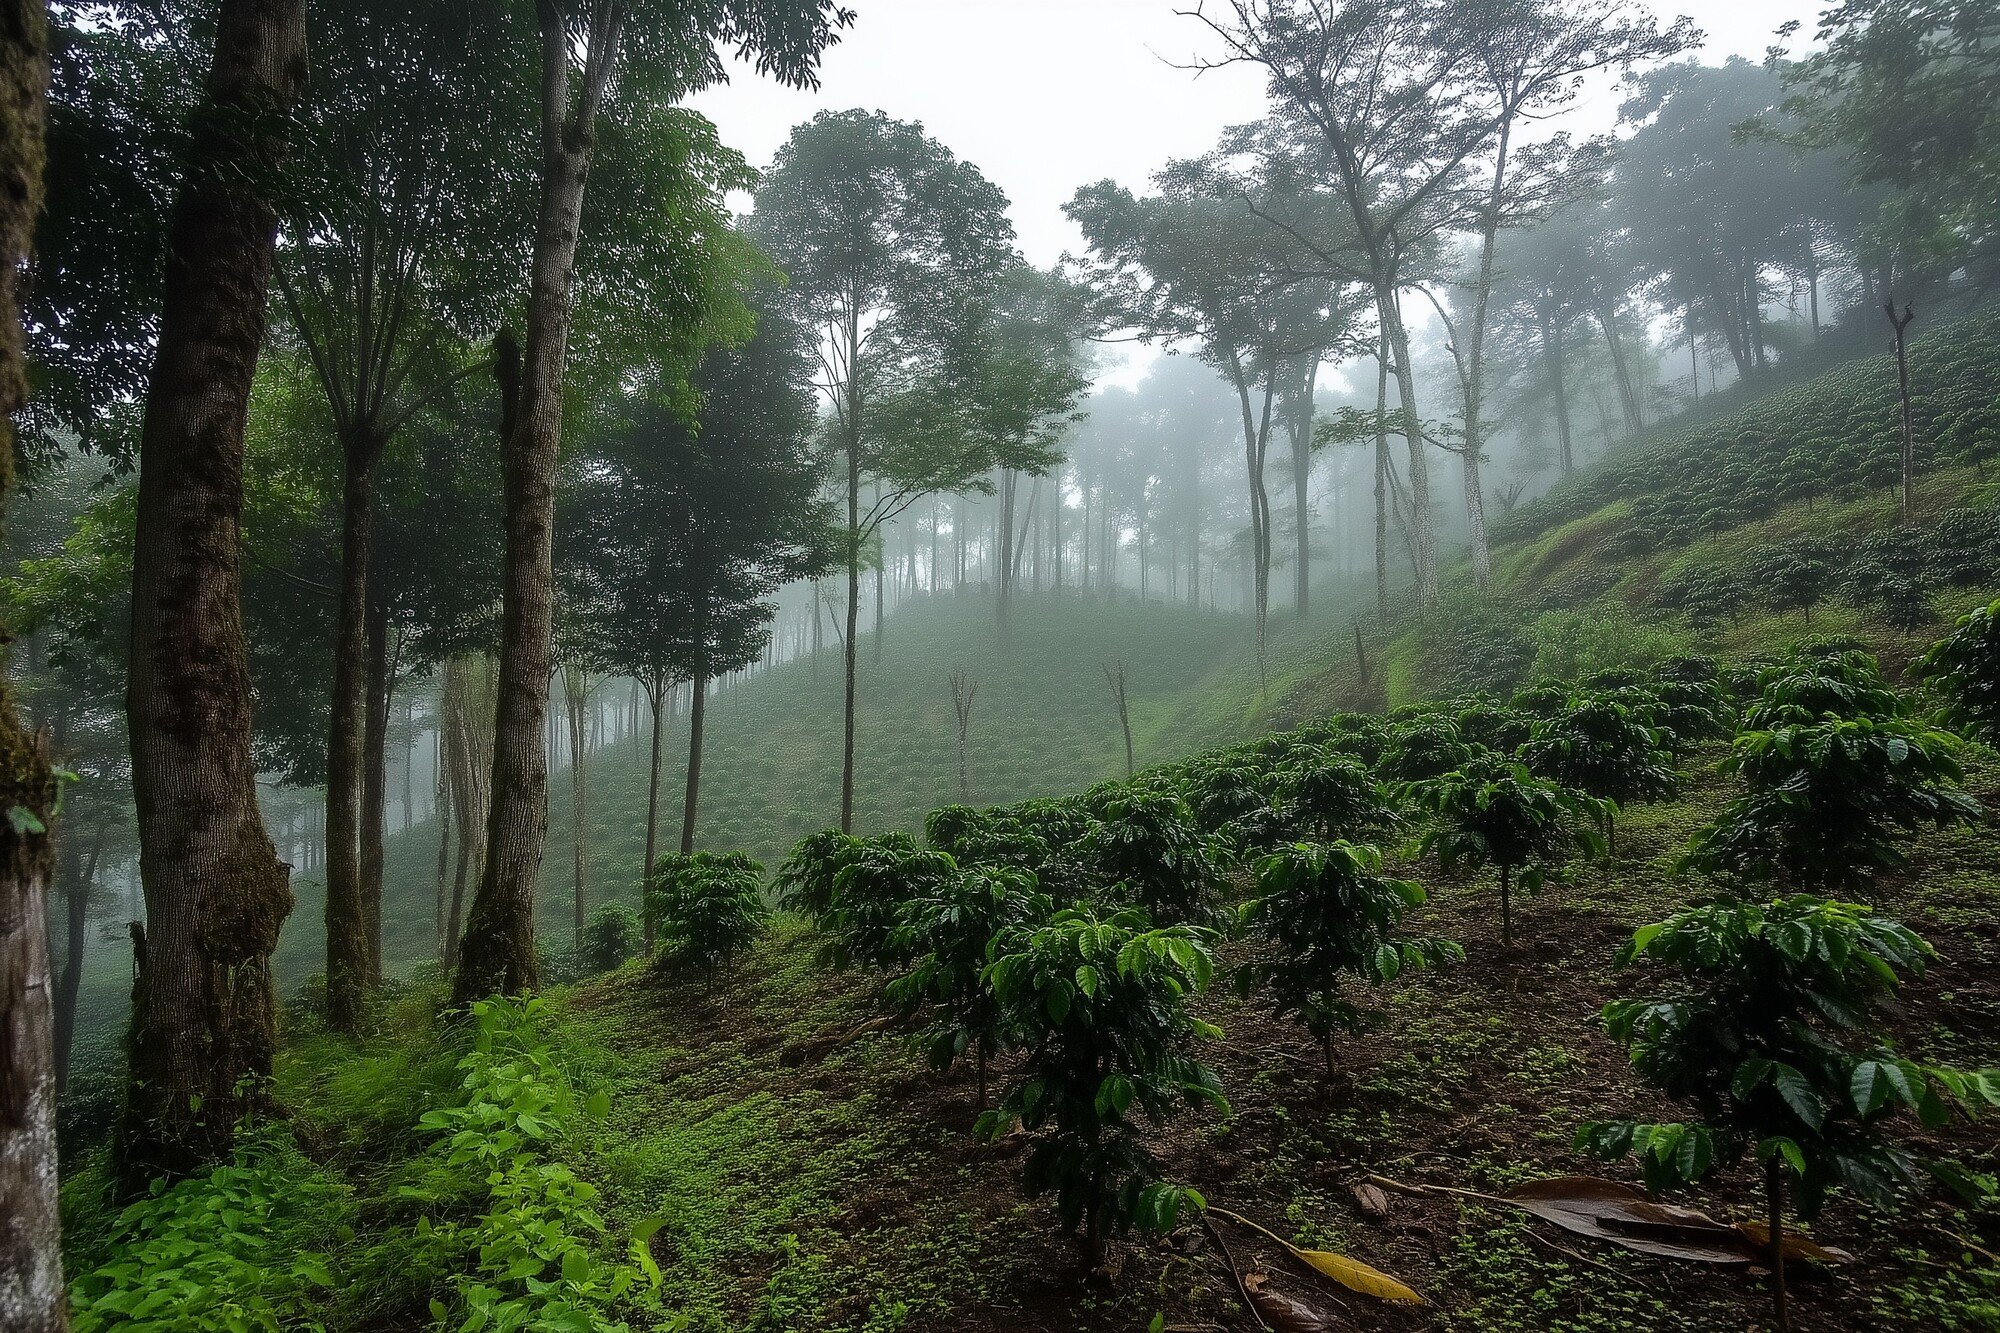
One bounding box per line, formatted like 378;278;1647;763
978;907;1225;1269
1521;694;1678;851
1278;751;1399;842
1581;897;2000;1330
1237;841;1461;1078
1681;713;1978;892
1082;788;1223;925
578;904;642;976
645;851;768;984
1918;597;2000;740
888;863;1053;1107
1404;755;1610;946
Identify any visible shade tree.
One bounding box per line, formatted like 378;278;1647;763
752;108;1042;834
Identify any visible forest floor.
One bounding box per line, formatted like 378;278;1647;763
498;747;2000;1333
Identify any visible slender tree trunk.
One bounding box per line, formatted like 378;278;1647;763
562;668;588;942
435;723;451;963
1597;306;1644;437
1887;302;1916;523
641;675;664;951
1377;285;1438;608
54;834;97;1093
1457;121;1513;591
1373;338;1390;620
840;358;862;833
1543;311;1574;476
1499;864;1512;947
455;8;616;1005
360;594;390;989
119;0;304;1187
679;669;707;855
0;5;60;1304
323;457;375;1033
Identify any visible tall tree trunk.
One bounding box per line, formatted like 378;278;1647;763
454;6;617;1005
1597;305;1644;436
360;593;390;988
1373;336;1390;620
323;456;375;1033
119;0;304;1188
1887;302;1916;523
1542;310;1574;476
434;722;452;963
640;674;664;951
840;348;862;833
562;667;588;942
1377;285;1438;607
679;668;707;855
54;832;99;1093
0;18;59;1310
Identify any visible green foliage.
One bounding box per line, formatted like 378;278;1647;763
1683;707;1979;892
1497;312;2000;555
826;834;956;971
1082;788;1223;925
1742;539;1838;622
1580;897;2000;1216
976;908;1225;1262
1521;694;1678;810
1277;750;1399;842
1380;716;1478;783
1404;755;1611;944
1919;597;2000;740
1528;606;1691;680
68;1131;349;1332
886;863;1052;1091
400;997;662;1332
1237;841;1460;1057
645;851;768;981
579;904;642;976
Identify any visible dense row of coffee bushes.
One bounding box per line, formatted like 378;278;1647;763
1494;312;2000;553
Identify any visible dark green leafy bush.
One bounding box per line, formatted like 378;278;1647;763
1082;789;1222;925
645;851;768;982
1237;841;1460;1076
1919;597;2000;740
1404;755;1611;945
578;904;641;976
824;835;955;970
1380;718;1477;783
978;907;1225;1268
1580;898;2000;1328
1277;750;1398;842
888;864;1052;1105
1521;695;1678;846
1681;715;1978;891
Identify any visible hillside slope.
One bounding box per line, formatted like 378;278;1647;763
279;594;1252;978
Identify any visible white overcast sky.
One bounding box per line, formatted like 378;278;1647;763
688;0;1817;383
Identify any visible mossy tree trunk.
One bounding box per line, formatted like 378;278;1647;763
0;3;63;1273
119;0;304;1190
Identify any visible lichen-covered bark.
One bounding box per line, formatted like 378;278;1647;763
119;0;304;1188
0;2;65;1326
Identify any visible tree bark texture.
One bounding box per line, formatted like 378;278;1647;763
678;670;706;855
323;450;376;1034
119;0;304;1188
454;4;618;1004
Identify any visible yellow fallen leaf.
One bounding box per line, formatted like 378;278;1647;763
1290;1247;1428;1305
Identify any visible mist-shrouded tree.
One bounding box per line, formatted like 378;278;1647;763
568;289;831;921
1068;158;1349;655
974;265;1091;629
453;0;850;1007
752;108;1039;834
1185;0;1509;608
1;0;66;1320
118;0;306;1187
1440;0;1692;585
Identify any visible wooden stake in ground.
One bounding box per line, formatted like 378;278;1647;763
1886;301;1917;523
